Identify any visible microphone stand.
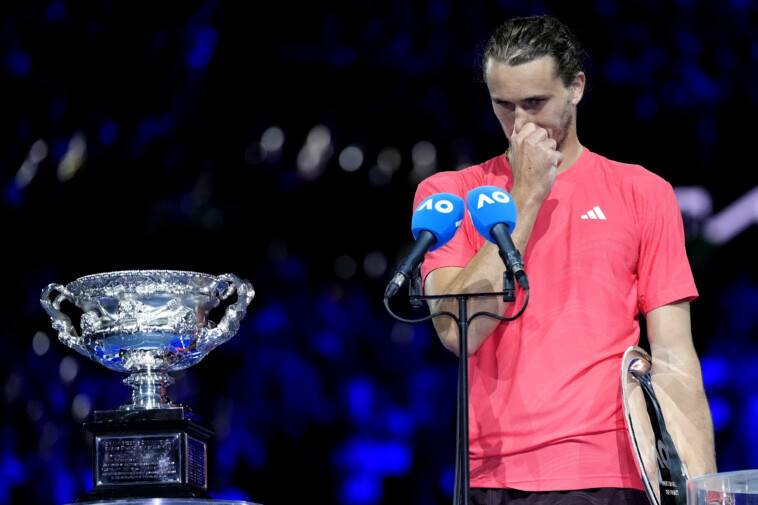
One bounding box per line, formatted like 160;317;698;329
384;270;528;505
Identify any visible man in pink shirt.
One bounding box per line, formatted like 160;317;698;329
415;15;716;504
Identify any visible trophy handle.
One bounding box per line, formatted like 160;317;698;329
40;283;90;357
197;273;254;353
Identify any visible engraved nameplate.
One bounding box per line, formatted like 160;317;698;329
95;433;182;486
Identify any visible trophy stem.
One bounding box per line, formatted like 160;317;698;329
122;369;176;410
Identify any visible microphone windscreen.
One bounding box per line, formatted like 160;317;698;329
466;186;517;243
412;193;465;251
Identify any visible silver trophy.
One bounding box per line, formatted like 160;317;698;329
40;270;255;502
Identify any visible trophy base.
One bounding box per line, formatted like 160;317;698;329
78;484;211;502
81;408;214;503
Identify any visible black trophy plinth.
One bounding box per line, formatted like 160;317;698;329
79;407;213;502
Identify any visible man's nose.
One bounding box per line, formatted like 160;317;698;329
514;107;528;132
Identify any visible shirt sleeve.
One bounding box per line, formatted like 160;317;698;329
635;177;698;314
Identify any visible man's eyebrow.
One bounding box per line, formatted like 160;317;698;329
492;94;550;103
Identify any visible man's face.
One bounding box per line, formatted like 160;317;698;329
484;55;584;151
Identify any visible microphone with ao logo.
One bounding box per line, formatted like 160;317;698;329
466;185;529;290
384;193;465;299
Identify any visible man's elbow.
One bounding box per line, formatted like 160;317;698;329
432;311;488;357
437;328;461;356
438;330;483;357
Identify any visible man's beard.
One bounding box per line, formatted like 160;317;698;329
554;97;575;152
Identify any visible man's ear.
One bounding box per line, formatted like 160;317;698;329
571;72;586;104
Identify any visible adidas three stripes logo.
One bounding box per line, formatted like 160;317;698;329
580;206;606;220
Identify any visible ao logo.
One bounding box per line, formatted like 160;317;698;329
656;439;672;471
476;190;511;209
417;197;455;214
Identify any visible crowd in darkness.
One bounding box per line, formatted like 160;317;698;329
2;1;758;504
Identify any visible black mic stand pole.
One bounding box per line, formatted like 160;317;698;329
454;294;470;505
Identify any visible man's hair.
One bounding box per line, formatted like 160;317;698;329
481;15;584;87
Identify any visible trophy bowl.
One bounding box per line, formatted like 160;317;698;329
41;270;254;410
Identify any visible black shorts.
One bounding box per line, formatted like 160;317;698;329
470;487;650;505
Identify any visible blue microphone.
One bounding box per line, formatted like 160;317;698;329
384;193;465;299
466;186;529;289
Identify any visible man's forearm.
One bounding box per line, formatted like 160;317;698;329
427;242;512;355
647;303;717;477
651;354;717;478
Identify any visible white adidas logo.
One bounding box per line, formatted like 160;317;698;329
581;206;606;220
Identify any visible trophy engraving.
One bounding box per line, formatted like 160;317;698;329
40;270;254;502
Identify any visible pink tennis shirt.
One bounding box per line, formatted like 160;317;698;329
413;147;697;491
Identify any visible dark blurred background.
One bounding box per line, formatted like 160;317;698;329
2;1;758;504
